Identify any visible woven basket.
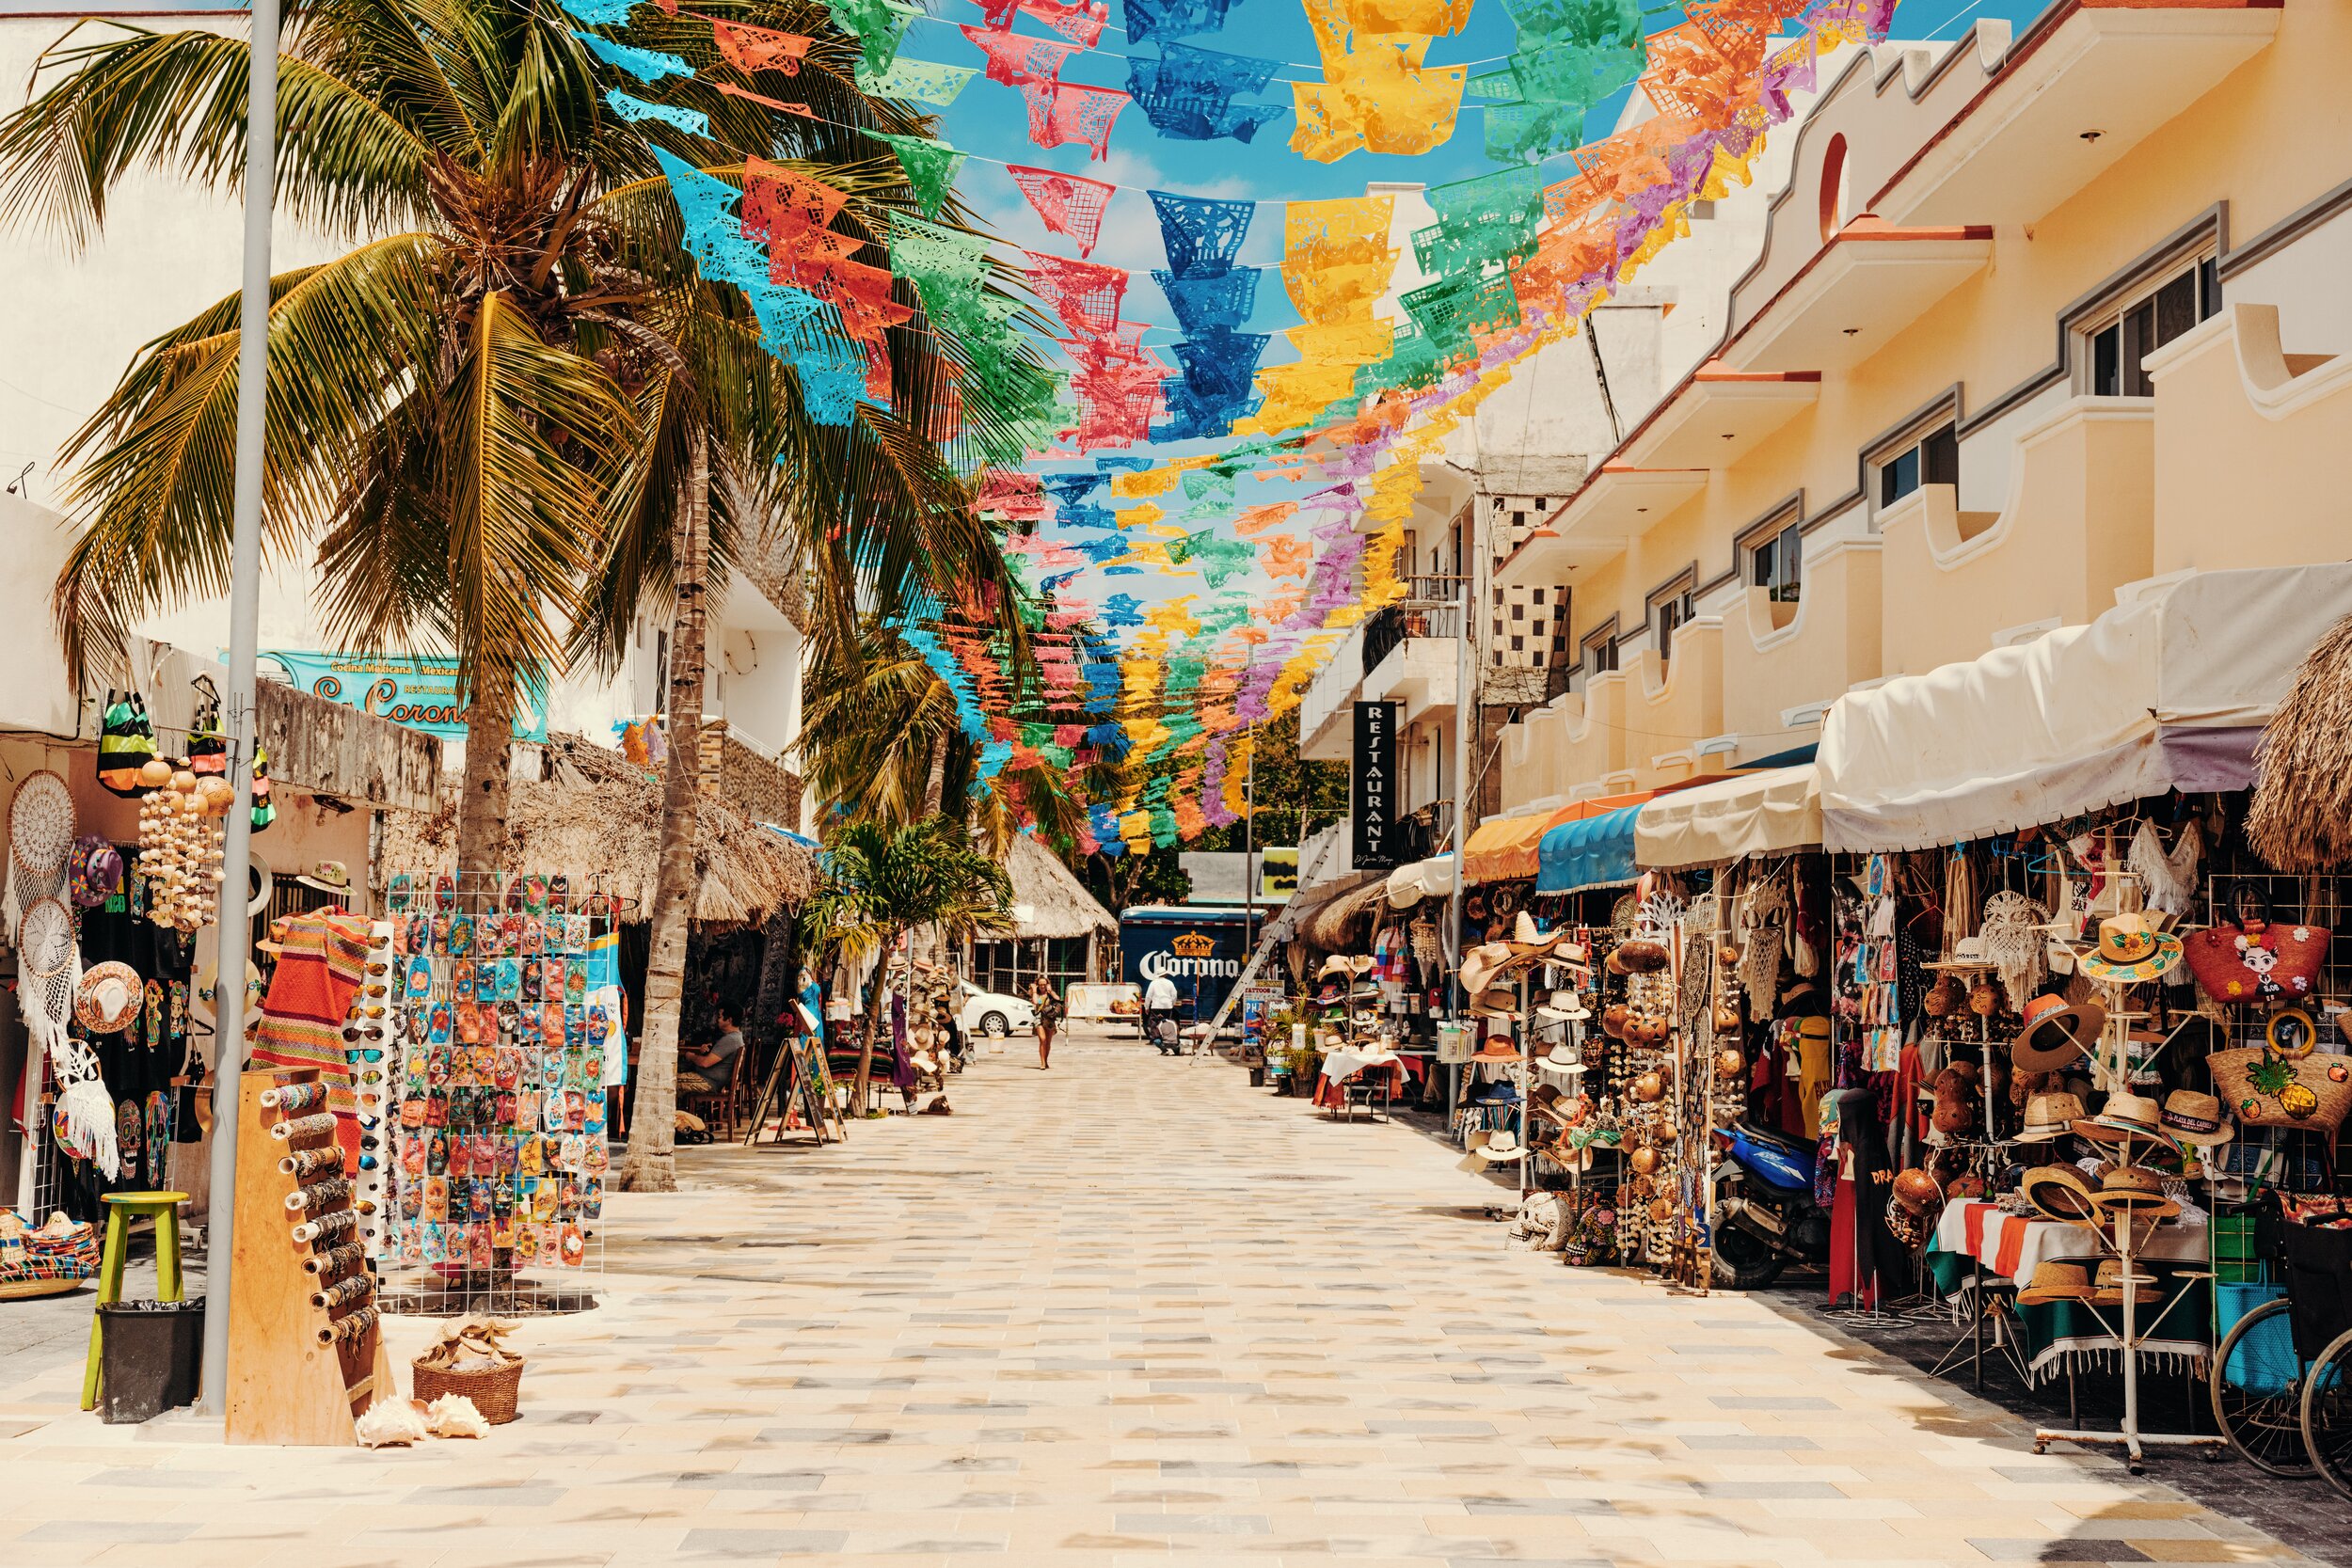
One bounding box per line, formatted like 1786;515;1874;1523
2208;1046;2352;1133
410;1356;524;1424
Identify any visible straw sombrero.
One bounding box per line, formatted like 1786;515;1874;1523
2018;1260;2092;1306
2021;1164;2099;1224
2074;912;2184;984
2090;1164;2180;1221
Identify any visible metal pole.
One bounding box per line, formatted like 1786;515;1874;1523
195;0;278;1419
1443;507;1476;1117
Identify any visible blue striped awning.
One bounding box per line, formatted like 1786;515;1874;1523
1535;804;1643;895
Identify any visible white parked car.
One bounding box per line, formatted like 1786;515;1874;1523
957;981;1036;1037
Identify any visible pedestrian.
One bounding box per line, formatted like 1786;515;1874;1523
1143;969;1179;1049
1028;975;1064;1069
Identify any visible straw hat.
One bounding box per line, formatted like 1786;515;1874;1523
1350;954;1377;976
2011;993;2106;1073
2090;1258;2158;1307
2021;1164;2099;1224
2073;1092;2182;1156
2158;1089;2233;1148
2015;1092;2089;1144
2017;1260;2092;1306
1458;942;1512;1000
2075;912;2184;984
2090;1164;2180;1220
1317;956;1352;980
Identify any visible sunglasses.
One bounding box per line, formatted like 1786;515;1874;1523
347;1047;384;1062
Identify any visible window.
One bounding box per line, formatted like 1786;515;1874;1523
1751;520;1803;603
1878;422;1956;508
2086;253;2219;397
1582;629;1618;677
1652;588;1695;664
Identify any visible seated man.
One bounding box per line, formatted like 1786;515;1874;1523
680;1006;746;1095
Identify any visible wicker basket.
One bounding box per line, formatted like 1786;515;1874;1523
410;1355;525;1424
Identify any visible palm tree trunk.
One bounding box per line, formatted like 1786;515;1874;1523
454;662;518;883
912;737;948;964
620;428;710;1194
851;928;899;1111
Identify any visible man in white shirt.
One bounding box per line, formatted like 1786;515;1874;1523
1143;973;1180;1051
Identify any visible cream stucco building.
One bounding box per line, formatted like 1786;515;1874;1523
1489;0;2345;816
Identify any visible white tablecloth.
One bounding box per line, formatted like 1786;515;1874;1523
1930;1198;2207;1284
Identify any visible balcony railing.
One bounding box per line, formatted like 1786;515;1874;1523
1363;600;1465;677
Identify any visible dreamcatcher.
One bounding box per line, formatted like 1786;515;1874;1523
19;895;118;1179
1738;875;1788;1022
6;769;75;943
1979;890;2051;1011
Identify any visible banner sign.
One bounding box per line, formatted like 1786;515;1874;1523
262;651;549;742
1117;909;1262;1024
1352;699;1399;871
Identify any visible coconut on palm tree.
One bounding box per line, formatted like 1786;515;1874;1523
803;816;1016;1108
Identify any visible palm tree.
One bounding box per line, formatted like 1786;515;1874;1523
0;0;1045;884
803;816;1015;1107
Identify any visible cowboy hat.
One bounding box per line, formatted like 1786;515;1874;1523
2074;912;2184;985
1349;954;1377;976
1458;942;1512;1000
1542;1040;1588;1072
2159;1089;2233;1148
1535;989;1590;1023
2021;1164;2100;1224
74;961;141;1035
1317;956;1353;980
2015;1092;2089;1144
2011;993;2106;1073
2017;1260;2093;1306
1470;1032;1520;1062
2072;1091;2181;1155
1470;1128;1527;1163
2090;1164;2180;1220
1508;911;1563;958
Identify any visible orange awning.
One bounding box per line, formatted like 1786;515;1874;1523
1464;778;1724;885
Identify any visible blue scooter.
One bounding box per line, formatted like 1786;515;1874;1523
1709;1122;1833;1289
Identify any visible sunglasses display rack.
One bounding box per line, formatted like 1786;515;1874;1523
225;1067;391;1445
372;870;612;1317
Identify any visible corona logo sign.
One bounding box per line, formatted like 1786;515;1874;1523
1139;927;1239;983
1169;931;1216;958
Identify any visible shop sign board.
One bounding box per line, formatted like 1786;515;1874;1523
262;651;549;741
1117;906;1263;1026
1352;699;1399;870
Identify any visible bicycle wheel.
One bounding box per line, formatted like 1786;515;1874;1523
2303;1325;2352;1498
2212;1297;2313;1477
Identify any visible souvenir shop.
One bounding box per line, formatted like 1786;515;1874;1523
0;663;404;1301
1463;578;2352;1485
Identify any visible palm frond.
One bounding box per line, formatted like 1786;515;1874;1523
0;21;436;246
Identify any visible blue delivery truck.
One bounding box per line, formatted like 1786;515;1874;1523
1117;906;1266;1037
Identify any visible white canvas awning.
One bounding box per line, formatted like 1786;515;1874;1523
1385;853;1455;909
1819;564;2352;851
1635;766;1821;869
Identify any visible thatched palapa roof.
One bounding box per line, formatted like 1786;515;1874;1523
2249;610;2352;872
377;734;817;925
1002;833;1117;940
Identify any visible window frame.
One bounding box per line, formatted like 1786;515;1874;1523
1645;569;1698;667
2079;246;2221;398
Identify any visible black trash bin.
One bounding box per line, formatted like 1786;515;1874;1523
98;1297;205;1424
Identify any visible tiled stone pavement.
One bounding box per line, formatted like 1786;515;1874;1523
0;1028;2315;1567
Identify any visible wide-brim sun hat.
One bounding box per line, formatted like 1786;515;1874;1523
2074;912;2185;984
2090;1164;2181;1221
2017;1260;2092;1306
2015;1091;2089;1144
2159;1089;2234;1148
2011;993;2106;1073
2021;1164;2100;1224
74;961;142;1034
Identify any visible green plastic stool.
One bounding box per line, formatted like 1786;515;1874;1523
81;1191;188;1412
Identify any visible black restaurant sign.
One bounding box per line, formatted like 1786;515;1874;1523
1352;699;1400;871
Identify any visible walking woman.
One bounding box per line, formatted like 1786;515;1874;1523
1028;975;1064;1070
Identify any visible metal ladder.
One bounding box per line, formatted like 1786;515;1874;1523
1195;833;1342;1052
